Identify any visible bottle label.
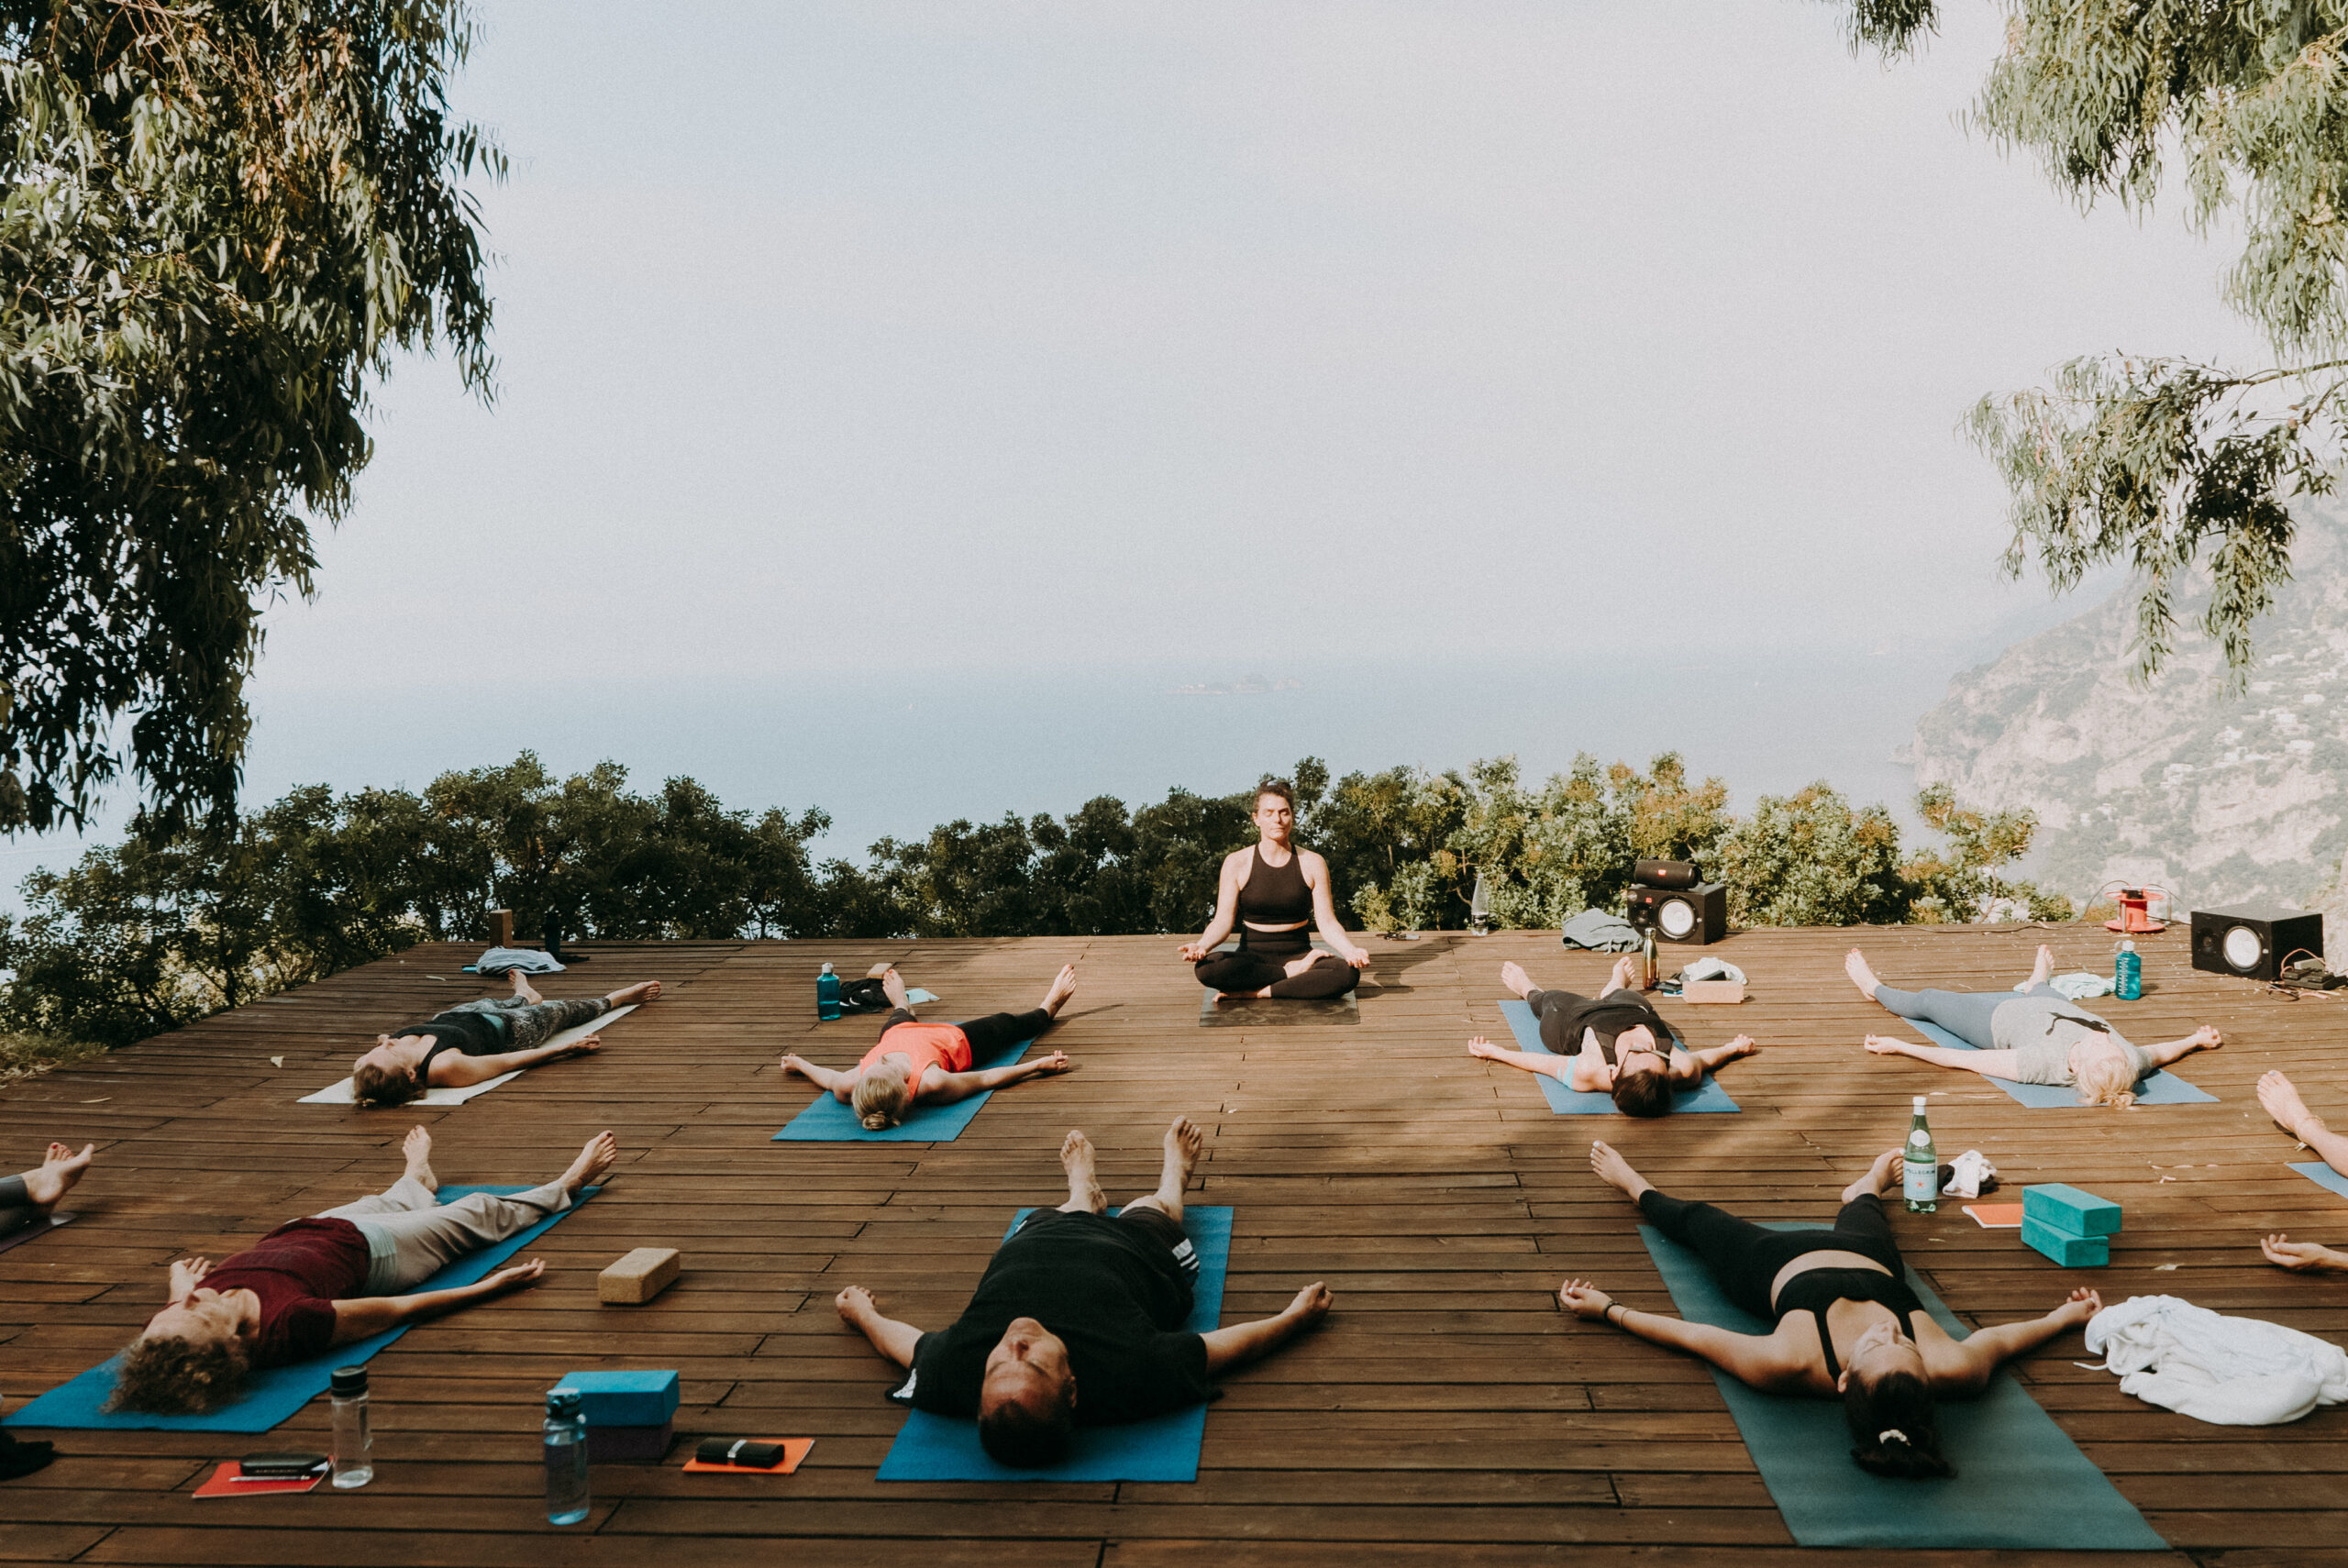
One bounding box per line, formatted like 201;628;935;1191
1904;1156;1938;1201
1908;1129;1931;1146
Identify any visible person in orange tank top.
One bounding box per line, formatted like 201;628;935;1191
782;964;1080;1130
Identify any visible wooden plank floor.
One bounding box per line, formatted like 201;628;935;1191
0;922;2341;1566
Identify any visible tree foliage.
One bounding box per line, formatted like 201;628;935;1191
0;0;499;834
1841;0;2348;681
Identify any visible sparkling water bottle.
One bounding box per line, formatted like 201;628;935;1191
544;1388;589;1526
816;962;842;1021
1903;1095;1938;1213
329;1365;371;1488
2114;941;2142;1001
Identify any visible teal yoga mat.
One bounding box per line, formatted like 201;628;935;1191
776;1025;1038;1143
1637;1219;2164;1549
875;1206;1231;1482
1909;1021;2214;1107
2293;1160;2348;1199
8;1185;596;1433
1496;999;1738;1113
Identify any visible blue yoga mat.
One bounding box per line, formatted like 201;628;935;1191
8;1184;596;1433
876;1205;1232;1482
1909;1021;2214;1107
1497;999;1739;1113
2293;1160;2348;1199
775;1025;1038;1143
1639;1220;2165;1549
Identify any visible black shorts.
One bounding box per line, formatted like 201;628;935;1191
1013;1205;1200;1282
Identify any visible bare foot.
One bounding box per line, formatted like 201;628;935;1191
1844;948;1881;1000
561;1132;620;1195
1607;955;1639;993
1281;953;1321;979
1589;1140;1651;1201
1500;962;1535;999
1844;1146;1903;1202
1163;1115;1205;1187
2260;1071;2323;1141
1041;964;1078;1016
2028;944;2054;988
18;1143;94;1210
401;1125;439;1191
1060;1130;1106;1212
608;980;661;1008
507;970;545;1005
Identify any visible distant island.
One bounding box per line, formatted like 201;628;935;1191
1168;675;1304;697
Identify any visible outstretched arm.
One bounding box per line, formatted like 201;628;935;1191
431;1039;598;1086
1179;856;1246;962
1202;1283;1332;1374
330;1261;547;1345
1863;1034;2022;1081
781;1054;858;1101
1677;1036;1755;1081
1302;853;1370;966
926;1052;1076;1104
1466;1037;1568;1083
836;1286;925;1369
2142;1026;2221;1068
1560;1280;1804;1391
1935;1289;2099;1393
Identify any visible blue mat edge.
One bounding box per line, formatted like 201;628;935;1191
2292;1160;2348;1199
775;1025;1037;1143
1497;999;1739;1114
1909;1021;2214;1106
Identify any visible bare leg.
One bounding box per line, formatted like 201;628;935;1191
2026;943;2054;989
1057;1131;1107;1214
1842;1147;1902;1203
881;966;911;1012
1124;1116;1202;1226
2262;1071;2348;1175
1844;947;1882;1001
559;1132;619;1198
400;1126;439;1193
1589;1139;1653;1204
1500;961;1535;999
507;970;545;1005
1467;1037;1567;1082
1039;965;1077;1017
605;979;662;1008
1600;955;1639;997
17;1143;94;1211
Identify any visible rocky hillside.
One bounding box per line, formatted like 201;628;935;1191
1909;507;2348;912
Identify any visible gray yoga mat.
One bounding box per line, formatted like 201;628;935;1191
1637;1220;2165;1550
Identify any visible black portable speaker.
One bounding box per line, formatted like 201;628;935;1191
1625;882;1727;944
1631;859;1700;889
2190;904;2323;982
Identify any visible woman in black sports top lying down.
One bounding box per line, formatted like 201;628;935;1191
1559;1140;2102;1479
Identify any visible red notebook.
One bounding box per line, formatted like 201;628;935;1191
193;1461;325;1498
1964;1203;2025;1229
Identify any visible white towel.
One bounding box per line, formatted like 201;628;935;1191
2085;1295;2348;1425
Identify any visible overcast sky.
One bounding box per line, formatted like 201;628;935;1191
251;0;2262;694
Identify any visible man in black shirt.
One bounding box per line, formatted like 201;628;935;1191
836;1115;1333;1466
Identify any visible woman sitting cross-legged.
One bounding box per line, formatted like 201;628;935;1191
1847;944;2220;1109
1561;1140;2102;1478
1179;779;1369;999
350;971;663;1108
782;964;1080;1132
108;1127;615;1414
1467;959;1759;1117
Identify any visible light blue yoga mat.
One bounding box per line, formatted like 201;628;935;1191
1497;999;1739;1113
1910;1021;2214;1107
2293;1160;2348;1199
1640;1220;2165;1550
7;1185;596;1433
876;1206;1232;1483
775;1024;1038;1143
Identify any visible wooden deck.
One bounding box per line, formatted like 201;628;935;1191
0;923;2341;1566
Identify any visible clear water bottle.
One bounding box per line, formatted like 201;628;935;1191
329;1365;371;1488
816;962;842;1021
2114;940;2142;1001
544;1387;589;1526
1903;1095;1939;1213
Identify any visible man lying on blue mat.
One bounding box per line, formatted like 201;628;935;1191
106;1127;615;1414
836;1116;1332;1467
1469;959;1761;1116
1848;944;2221;1109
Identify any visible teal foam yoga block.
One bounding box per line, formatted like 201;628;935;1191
551;1369;680;1426
2021;1216;2109;1267
2021;1184;2121;1238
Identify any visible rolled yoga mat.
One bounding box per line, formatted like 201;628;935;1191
1908;1021;2214;1107
1637;1219;2165;1550
875;1206;1232;1483
1496;999;1738;1113
775;1026;1039;1143
8;1185;597;1432
298;1005;637;1106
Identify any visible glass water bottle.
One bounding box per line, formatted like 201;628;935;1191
1903;1095;1939;1213
329;1365;372;1488
544;1388;589;1526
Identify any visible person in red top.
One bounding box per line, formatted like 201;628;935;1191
782;964;1080;1131
106;1126;616;1414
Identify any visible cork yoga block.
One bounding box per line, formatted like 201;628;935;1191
598;1247;682;1305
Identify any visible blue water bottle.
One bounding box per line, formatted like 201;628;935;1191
2114;941;2141;1001
543;1388;588;1526
816;962;842;1021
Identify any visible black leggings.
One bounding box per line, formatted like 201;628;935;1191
1194;927;1358;999
880;1008;1054;1059
0;1176;41;1240
1637;1188;1903;1320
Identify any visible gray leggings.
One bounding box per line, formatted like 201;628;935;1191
316;1175;571;1294
444;995;610;1052
1874;982;2061;1050
0;1176;39;1240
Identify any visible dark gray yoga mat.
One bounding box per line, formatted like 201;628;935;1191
1198;940;1358;1026
1637;1220;2165;1550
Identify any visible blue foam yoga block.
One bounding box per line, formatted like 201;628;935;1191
2021;1184;2121;1237
551;1369;679;1426
2021;1215;2109;1267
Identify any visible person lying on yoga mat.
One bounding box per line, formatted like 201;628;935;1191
1846;944;2220;1108
1179;779;1370;999
2254;1071;2348;1273
0;1142;95;1237
782;964;1080;1132
1468;958;1761;1116
1562;1139;2103;1479
349;971;663;1107
835;1116;1333;1467
107;1127;615;1414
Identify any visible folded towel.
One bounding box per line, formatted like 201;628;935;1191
475;946;567;976
2014;971;2112;1000
1560;910;1641;952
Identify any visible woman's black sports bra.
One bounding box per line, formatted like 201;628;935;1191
1236;844;1312;926
1773;1264;1929;1382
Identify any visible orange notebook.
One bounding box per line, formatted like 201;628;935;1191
193;1461;324;1498
683;1437;814;1475
1964;1203;2025;1229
